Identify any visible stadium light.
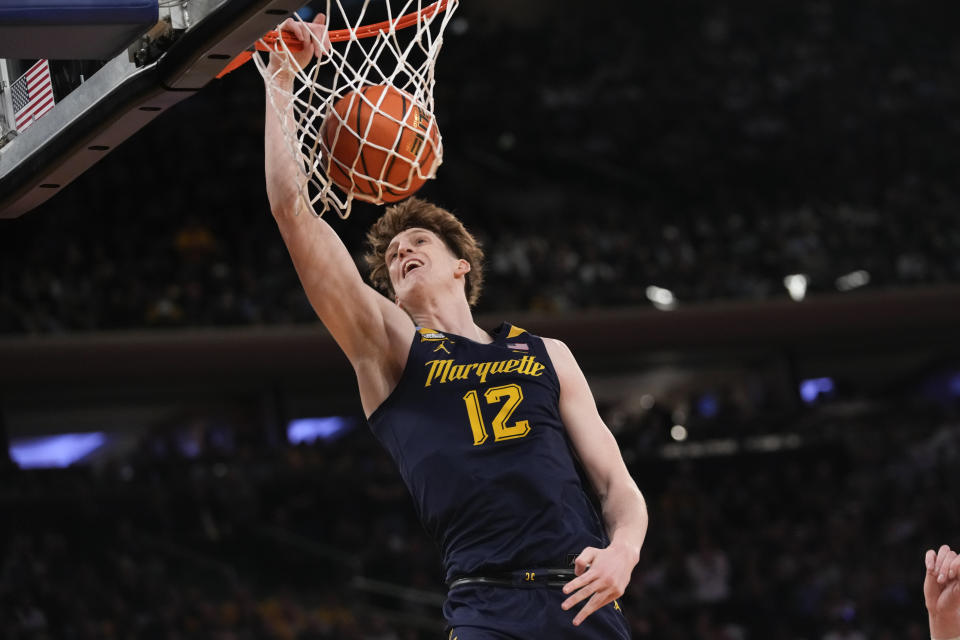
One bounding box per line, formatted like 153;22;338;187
287;417;355;444
799;377;835;404
783;274;808;301
10;432;108;469
645;285;677;310
835;269;870;292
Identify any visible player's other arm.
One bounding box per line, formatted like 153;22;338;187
925;544;960;640
262;17;413;410
543;338;648;626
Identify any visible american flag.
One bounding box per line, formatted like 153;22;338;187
11;60;54;131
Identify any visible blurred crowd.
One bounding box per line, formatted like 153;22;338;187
3;395;959;639
4;3;960;637
3;0;960;333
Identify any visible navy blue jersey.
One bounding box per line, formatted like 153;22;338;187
368;322;609;582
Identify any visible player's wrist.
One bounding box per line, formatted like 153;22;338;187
607;538;641;565
264;65;296;87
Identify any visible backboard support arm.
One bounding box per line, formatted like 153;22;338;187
0;0;297;218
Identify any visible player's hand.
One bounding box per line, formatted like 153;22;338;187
925;545;960;639
267;14;331;75
561;542;638;626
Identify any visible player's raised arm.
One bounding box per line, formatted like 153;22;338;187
262;16;414;413
263;16;333;219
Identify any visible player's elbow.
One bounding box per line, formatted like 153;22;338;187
270;196;319;234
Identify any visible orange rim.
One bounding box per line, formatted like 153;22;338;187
265;0;450;46
218;0;451;78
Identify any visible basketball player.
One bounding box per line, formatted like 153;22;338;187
263;16;647;638
926;544;960;640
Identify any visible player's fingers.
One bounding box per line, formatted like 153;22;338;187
305;15;331;55
284;17;312;43
948;558;959;581
949;554;960;578
286;22;306;46
925;549;941;601
562;571;592;595
273;19;309;55
303;20;325;38
561;579;597;610
572;591;610;627
937;545;956;583
936;545;952;578
944;549;960;581
561;588;593;612
573;548;597;576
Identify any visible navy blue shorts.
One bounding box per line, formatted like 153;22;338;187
444;583;630;639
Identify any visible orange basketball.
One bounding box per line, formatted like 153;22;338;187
321;84;441;204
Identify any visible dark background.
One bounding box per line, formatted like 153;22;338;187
2;1;959;638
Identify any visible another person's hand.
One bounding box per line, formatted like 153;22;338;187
925;544;960;640
267;14;331;76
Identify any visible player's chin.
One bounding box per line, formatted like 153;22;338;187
394;280;415;299
400;271;425;288
399;279;430;302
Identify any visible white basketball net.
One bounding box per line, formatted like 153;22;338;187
255;0;459;218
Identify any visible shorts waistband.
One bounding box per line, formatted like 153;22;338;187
447;568;576;590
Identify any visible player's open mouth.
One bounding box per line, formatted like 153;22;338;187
402;260;423;277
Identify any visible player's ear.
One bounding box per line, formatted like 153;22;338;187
455;259;471;276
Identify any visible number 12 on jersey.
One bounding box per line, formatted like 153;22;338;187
462;383;531;446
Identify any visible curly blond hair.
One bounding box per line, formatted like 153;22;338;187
364;198;484;305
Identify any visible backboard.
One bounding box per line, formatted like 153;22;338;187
0;0;300;218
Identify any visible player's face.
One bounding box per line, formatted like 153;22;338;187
385;227;463;300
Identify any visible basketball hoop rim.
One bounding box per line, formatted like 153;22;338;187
292;0;451;44
252;0;459;217
217;0;454;78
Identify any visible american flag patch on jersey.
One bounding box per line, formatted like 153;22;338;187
506;342;529;351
